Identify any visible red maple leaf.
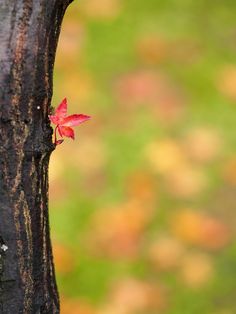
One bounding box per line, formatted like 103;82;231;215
49;98;91;145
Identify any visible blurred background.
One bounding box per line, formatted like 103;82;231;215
50;0;236;313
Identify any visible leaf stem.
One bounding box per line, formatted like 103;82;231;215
54;125;58;144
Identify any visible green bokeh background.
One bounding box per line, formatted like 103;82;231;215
50;1;236;313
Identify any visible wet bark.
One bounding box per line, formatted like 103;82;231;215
0;0;72;313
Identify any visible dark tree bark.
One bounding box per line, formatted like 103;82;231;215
0;0;72;313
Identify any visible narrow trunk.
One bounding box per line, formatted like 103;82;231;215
0;1;72;312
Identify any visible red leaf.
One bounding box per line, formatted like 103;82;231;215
58;126;63;137
62;114;91;127
50;98;91;145
56;139;64;145
49;115;60;125
59;126;75;139
56;98;67;118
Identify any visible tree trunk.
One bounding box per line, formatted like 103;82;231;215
0;0;72;312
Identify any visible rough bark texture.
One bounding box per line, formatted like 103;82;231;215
0;0;72;313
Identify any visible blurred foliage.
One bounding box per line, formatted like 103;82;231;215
50;0;236;313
